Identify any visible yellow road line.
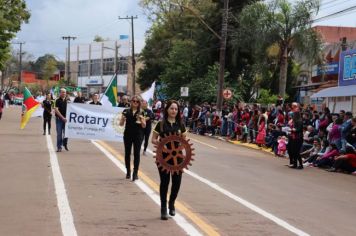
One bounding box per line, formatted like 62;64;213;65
97;141;220;236
189;137;218;150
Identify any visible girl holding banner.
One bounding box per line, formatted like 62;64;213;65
119;95;146;181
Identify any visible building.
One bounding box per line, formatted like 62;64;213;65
67;40;142;96
295;26;356;113
312;49;356;114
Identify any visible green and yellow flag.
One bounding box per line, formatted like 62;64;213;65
100;74;118;107
20;87;40;129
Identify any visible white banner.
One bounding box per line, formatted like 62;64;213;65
65;103;125;142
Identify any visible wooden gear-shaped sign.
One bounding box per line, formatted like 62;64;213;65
154;134;195;174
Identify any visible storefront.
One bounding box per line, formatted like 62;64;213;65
311;49;356;115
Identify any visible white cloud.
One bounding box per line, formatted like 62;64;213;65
16;0;150;59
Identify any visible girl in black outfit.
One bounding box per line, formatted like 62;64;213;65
152;100;187;220
42;93;53;135
119;95;146;181
287;110;304;169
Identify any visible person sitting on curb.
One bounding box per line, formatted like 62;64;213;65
327;146;356;174
313;143;339;168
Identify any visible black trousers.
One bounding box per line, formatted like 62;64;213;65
143;126;151;151
124;134;143;173
0;112;2;120
43;114;52;133
288;138;303;166
158;167;182;208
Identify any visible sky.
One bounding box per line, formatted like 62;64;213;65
14;0;356;61
15;0;150;60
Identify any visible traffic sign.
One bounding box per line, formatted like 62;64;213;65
181;87;189;97
223;89;232;99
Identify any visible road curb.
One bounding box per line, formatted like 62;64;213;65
193;132;276;157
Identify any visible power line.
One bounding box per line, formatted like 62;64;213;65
312;5;356;22
320;0;356;11
320;0;346;8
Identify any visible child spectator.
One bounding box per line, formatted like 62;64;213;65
256;116;266;146
240;122;248;143
277;136;288;157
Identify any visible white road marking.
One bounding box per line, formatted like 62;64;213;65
46;135;77;236
92;141;203;236
145;148;309;236
189;137;218;149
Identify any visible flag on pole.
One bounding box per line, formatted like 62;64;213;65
140;81;156;108
120;35;129;40
100;74;118;107
20;87;40;129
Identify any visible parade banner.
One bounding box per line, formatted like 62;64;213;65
65;103;125;142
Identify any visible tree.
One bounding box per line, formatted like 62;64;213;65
138;0;259;103
32;54;61;79
0;0;30;70
93;35;105;42
235;0;322;98
42;57;57;88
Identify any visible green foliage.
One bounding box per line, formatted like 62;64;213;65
93;35;105;42
0;0;30;70
233;0;322;97
42;57;57;85
188;64;219;104
32;54;61;79
257;89;278;105
160;39;198;98
138;0;254;103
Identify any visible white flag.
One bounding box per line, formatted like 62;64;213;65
140;81;155;108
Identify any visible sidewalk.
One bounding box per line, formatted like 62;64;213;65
191;131;276;156
191;131;356;175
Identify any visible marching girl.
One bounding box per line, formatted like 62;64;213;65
151;100;187;220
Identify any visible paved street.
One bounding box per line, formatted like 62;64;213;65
1;106;356;236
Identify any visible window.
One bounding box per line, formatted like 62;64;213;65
90;59;101;76
78;60;89;77
103;58;114;75
118;57;128;74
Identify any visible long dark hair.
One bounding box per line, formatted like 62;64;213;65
292;111;302;124
163;100;183;127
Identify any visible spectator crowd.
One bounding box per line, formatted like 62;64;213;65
151;98;356;175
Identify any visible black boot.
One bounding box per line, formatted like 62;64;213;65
169;201;175;216
161;206;168;220
132;170;138;181
126;169;131;179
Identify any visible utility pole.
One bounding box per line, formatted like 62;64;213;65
216;0;229;114
118;15;138;95
13;42;25;86
62;36;76;85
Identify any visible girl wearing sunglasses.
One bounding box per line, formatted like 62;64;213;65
119;95;146;181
